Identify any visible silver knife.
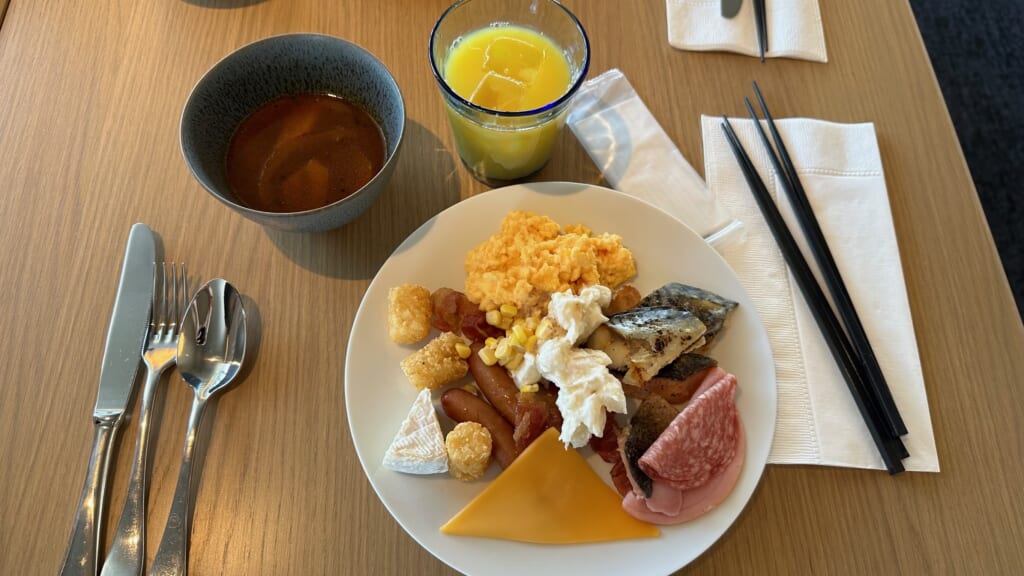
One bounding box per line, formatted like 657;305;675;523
722;0;742;18
60;223;155;576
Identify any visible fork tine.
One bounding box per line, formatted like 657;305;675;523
172;264;186;335
161;262;170;337
180;265;188;333
170;262;178;335
150;262;159;334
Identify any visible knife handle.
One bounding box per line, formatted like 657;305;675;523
60;419;119;576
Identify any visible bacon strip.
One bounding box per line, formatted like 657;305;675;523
431;288;504;342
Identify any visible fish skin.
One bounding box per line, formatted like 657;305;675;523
605;306;707;385
622;395;680;498
606;306;706;347
637;283;738;345
658;353;718;381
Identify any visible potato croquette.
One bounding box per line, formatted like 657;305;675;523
400;332;469;390
446;422;493;481
387;284;433;344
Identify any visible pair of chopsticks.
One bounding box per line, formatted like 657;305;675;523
720;82;908;474
754;0;767;61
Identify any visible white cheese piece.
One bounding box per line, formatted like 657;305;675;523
511;285;613;390
510;348;541;389
548;285;611;344
383;389;448;474
512;284;626;447
538;339;626;448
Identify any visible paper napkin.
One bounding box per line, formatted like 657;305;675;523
666;0;828;62
566;69;745;249
701;116;936;471
567;70;938;471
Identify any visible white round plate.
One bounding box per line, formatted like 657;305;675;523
345;182;776;576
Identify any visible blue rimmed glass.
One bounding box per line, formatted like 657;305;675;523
429;0;590;185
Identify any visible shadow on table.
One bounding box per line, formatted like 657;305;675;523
180;0;268;8
263;120;461;280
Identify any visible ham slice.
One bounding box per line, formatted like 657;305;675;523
619;368;745;525
622;422;745;525
639;369;739;490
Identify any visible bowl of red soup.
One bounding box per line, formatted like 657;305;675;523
181;33;405;232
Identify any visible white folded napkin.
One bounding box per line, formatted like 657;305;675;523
666;0;828;63
567;69;939;471
702;116;937;471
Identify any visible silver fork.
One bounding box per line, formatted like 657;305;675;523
102;263;188;576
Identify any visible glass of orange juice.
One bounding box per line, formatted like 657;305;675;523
429;0;590;184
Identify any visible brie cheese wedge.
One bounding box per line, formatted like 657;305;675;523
383;389;449;474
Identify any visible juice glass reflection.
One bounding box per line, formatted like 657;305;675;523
429;0;590;185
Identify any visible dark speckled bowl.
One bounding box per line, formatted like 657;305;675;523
180;33;405;232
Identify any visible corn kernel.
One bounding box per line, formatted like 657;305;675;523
485;309;503;326
520;383;539;393
478;347;498;366
495;339;511;360
505;354;523;371
455;342;472;359
525;316;540;331
499;318;513;330
500;303;518;317
461;383;480;396
485;337;498;348
512;324;530;344
525;335;538;353
536;318;553;340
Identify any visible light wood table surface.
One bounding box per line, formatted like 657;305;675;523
1;0;1022;574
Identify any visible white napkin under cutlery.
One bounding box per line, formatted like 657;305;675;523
568;70;938;471
666;0;828;63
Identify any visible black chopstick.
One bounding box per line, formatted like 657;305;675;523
720;116;906;474
754;0;767;62
745;82;909;443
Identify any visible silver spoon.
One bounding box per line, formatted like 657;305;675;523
148;279;247;576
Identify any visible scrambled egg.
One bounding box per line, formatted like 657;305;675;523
464;211;636;313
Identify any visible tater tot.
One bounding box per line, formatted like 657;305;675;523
387;284;433;344
400;332;469;390
446;422;492;481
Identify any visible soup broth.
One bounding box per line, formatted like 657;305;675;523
226;94;386;213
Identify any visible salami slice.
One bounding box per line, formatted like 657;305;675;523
621;420;745;525
638;370;739;491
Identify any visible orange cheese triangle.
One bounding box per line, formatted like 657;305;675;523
441;427;660;543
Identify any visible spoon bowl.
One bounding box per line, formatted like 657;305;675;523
149;279;247;576
176;279;247;399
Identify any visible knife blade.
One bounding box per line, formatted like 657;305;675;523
60;223;155;576
722;0;742;18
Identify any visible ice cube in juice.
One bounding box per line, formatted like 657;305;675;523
468;71;528;111
442;25;574;181
445;25;570;112
483;35;545;84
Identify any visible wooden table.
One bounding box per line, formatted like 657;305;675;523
1;1;1021;574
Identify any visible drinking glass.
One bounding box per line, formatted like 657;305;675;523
429;0;590;185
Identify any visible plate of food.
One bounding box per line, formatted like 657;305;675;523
345;182;776;576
